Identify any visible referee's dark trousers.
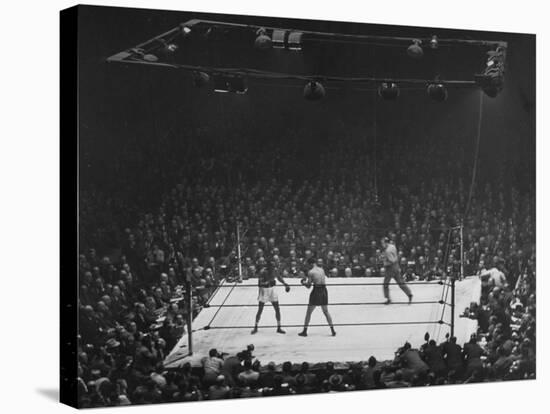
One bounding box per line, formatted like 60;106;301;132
383;264;411;299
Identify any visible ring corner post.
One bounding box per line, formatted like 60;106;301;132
460;221;465;281
450;275;456;338
237;222;243;282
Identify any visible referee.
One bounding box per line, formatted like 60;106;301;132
381;237;413;305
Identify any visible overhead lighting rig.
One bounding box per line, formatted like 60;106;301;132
107;19;508;100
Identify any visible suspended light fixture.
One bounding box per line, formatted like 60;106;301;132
427;82;448;102
474;76;502;98
474;46;506;98
378;82;400;100
159;40;178;56
180;25;192;37
142;53;159;62
192;71;210;88
165;43;178;53
213;75;247;94
254;28;272;50
271;29;287;49
288;32;304;51
407;39;424;58
303;80;325;101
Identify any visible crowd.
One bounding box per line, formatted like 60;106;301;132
77;124;535;407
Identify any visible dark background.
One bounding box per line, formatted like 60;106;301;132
77;5;535;206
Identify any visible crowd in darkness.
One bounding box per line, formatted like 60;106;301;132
77;123;535;407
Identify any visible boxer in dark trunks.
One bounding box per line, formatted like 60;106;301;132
381;237;413;305
298;258;336;337
251;261;290;334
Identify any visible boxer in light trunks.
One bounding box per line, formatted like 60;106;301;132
251;261;290;334
298;257;336;337
381;237;413;305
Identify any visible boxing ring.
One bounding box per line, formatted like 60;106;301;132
164;277;480;367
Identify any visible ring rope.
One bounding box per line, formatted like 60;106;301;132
200;278;456;335
214;280;448;287
202;320;449;330
203;300;449;308
204;279;238;329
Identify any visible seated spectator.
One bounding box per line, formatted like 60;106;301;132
222;351;245;386
297;362;317;392
395;342;429;381
238;359;260;386
386;370;411;388
463;335;485;378
492;346;516;377
202;349;224;386
422;339;447;378
281;361;296;387
372;369;387;389
208;375;230;400
441;337;464;378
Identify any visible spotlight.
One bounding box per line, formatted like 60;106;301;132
213;75;247;94
475;46;506;98
427;82;448;102
160;41;178;55
254;28;272;50
180;25;192;36
429;35;439;49
407;39;424;58
378;82;400;100
165;43;178;53
474;74;502;98
288;32;303;51
158;41;178;62
272;29;287;49
143;53;159;62
303;81;325;101
192;71;210;88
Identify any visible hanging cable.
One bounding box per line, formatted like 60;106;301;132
464;91;484;219
372;48;379;205
373;90;379;204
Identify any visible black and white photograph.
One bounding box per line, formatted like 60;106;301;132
57;2;538;410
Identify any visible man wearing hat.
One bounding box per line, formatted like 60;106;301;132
380;237;413;304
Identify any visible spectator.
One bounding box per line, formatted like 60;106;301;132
463;335;485;378
202;349;224;386
208;375;230;400
422;339;447;378
441;337;464;378
395;342;429;381
237;359;260;386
